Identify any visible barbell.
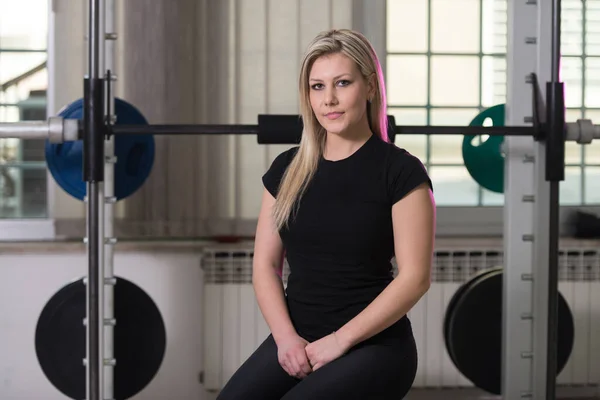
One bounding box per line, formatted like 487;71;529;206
35;95;595;202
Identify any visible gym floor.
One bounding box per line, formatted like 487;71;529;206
405;387;600;399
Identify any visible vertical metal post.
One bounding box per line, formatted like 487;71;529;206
531;1;553;399
103;0;117;398
84;0;105;400
503;0;538;398
545;0;565;398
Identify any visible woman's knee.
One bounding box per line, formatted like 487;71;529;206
216;334;299;400
281;336;418;400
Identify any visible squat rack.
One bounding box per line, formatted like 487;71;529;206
0;0;598;399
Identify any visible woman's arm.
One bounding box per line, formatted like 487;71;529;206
334;182;435;350
252;188;298;344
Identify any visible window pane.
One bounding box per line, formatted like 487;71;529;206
396;135;427;161
0;137;20;163
584;109;600;164
560;166;581;205
562;56;582;108
561;0;583;56
0;105;22;123
387;0;428;52
431;56;480;106
565;142;582;165
387;55;428;106
389;108;428;160
565;108;582;122
0;52;47;87
585;57;600;107
585;2;600;56
0;164;47;218
430;108;480;164
481;0;507;54
0;0;48;49
481;56;506;106
431;0;480;53
429;166;479;206
585;167;600;204
481;188;504;206
388;107;427;125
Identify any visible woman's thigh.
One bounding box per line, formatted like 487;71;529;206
282;334;418;400
216;334;299;400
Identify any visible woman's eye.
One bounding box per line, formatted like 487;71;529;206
311;83;323;90
337;80;350;86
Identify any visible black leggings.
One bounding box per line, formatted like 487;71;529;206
216;330;418;400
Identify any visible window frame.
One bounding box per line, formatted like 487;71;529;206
374;0;600;237
0;4;56;240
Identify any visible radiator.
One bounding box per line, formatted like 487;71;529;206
200;240;600;392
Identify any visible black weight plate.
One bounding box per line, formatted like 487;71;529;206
446;269;574;395
443;267;500;367
35;277;167;400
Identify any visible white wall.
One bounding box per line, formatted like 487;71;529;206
0;242;206;400
47;0;385;239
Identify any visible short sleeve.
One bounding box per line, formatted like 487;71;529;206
388;151;433;205
262;147;299;198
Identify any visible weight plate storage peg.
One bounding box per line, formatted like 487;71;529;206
462;104;506;193
45;98;155;201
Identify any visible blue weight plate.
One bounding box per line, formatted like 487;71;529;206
45;98;155;201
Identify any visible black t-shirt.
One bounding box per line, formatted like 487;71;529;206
262;133;432;343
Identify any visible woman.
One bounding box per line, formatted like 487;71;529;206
217;28;435;400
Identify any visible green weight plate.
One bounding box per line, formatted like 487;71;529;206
462;104;505;193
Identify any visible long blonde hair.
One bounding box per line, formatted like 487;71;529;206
272;29;389;230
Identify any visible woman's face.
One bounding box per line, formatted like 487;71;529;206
308;53;374;137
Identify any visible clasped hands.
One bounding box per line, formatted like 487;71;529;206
277;331;350;379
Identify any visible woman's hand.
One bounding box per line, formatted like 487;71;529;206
305;332;350;371
276;334;313;379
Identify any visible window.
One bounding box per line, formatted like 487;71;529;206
385;0;600;207
0;0;49;219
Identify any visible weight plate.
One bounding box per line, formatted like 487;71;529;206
462;104;505;193
35;276;166;400
443;267;500;368
45;98;155;201
445;268;574;395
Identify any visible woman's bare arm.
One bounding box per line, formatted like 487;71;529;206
335;183;435;349
252;188;297;345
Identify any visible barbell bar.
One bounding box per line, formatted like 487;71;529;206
1;113;599;145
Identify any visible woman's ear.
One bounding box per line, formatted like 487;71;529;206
367;73;377;100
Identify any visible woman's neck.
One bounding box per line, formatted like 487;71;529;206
323;128;373;161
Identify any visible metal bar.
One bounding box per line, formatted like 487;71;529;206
103;0;116;397
545;0;564;398
86;1;102;400
111;124;259;135
395;126;535;136
111;123;535;137
0;121;50;139
503;0;538;397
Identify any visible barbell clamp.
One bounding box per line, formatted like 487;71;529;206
565;119;597;144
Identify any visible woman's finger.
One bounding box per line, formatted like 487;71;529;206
288;356;304;378
280;359;292;376
296;353;313;375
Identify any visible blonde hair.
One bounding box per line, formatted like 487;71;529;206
272;29;389;230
